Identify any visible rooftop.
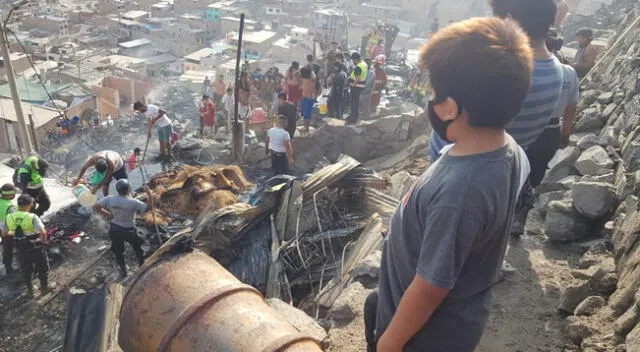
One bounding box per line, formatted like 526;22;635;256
220;16;258;25
152;2;172;9
109;17;141;27
144;53;179;65
184;46;232;62
122;10;150;19
1;100;60;128
230;30;277;44
315;8;345;16
39;15;67;22
361;2;402;11
180;14;202;20
118;38;153;48
208;1;238;9
292;27;309;34
0;78;70;104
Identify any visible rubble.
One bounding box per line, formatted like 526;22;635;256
328;282;367;323
571;182;618;219
574;296;607;316
145;164;252;217
575;146;615;176
266;298;329;346
545;200;591;242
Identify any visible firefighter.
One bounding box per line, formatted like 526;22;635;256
0;183;17;274
5;194;49;296
16;155;50;216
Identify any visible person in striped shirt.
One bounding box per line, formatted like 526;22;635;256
429;0;563;236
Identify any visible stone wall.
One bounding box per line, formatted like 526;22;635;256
523;5;640;350
246;110;429;173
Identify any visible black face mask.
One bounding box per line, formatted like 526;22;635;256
427;100;454;143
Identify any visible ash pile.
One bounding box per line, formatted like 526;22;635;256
190;155;398;310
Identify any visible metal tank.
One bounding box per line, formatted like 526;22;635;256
118;235;323;352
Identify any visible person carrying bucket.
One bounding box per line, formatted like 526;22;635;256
74;150;127;196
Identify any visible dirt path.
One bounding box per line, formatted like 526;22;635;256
328;233;579;352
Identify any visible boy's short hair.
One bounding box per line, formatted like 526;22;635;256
278;92;287;100
420;17;533;128
17;194;34;207
300;66;312;79
576;27;593;39
226;87;233;92
133;101;145;111
490;0;556;40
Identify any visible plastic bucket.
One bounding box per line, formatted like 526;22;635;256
73;185;97;207
319;103;328;115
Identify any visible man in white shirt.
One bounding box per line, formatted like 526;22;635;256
265;116;294;175
237;100;251;146
133;101;173;161
222;87;234;141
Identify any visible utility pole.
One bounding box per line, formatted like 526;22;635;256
0;23;33;156
232;13;245;162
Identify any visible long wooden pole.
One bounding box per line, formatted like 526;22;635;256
232;14;245;161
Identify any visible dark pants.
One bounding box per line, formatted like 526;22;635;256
526;125;562;188
16;239;48;290
348;86;363;124
109;224;145;273
271;151;289;175
365;290;379;352
512;125;561;235
328;89;344;118
26;188;50;217
2;235;14;272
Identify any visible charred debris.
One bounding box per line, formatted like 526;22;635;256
133;154;397;311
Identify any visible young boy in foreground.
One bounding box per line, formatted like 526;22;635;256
365;17;532;352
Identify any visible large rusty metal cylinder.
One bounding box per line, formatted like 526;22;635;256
119;238;323;352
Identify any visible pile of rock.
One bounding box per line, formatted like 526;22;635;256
527;6;640;350
245;111;428;173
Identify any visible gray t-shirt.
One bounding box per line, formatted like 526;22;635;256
376;140;527;352
97;195;147;228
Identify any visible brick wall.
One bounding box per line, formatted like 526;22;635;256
101;76;153;106
92;85;120;118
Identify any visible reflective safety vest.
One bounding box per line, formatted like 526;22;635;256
6;211;36;237
18;156;43;189
0;198;13;223
350;61;368;85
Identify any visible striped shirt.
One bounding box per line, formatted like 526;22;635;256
428;57;563;160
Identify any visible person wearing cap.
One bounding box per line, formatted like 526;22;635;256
346;52;368;125
200;95;216;137
16;155;50;216
4;194;49;296
93;179;153;279
0;184;17;274
75;150;127;196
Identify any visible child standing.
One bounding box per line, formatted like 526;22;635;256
299;66;316;133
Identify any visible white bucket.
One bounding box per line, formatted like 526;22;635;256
73;185;97;207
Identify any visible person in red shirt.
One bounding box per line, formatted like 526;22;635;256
200;95;216;137
127;148;141;171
